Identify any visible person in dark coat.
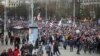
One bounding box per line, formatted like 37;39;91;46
35;38;39;49
14;36;20;49
88;41;93;54
63;40;67;50
53;41;61;56
69;39;74;52
49;35;53;44
28;43;34;56
20;44;25;56
76;37;81;54
97;39;100;53
26;34;29;42
22;38;26;44
10;36;14;45
8;31;11;38
20;44;29;56
83;38;89;53
45;43;51;56
1;35;4;45
5;36;8;45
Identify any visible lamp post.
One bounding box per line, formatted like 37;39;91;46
25;1;31;20
31;0;34;25
1;0;7;43
26;0;34;26
73;0;76;18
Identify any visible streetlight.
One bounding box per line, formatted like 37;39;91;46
25;0;34;26
25;1;31;20
27;0;38;45
31;0;34;25
1;0;7;44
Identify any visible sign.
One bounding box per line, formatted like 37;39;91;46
29;27;38;45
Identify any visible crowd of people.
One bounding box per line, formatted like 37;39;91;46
0;19;100;56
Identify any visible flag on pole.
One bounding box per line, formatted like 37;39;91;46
37;13;42;21
50;22;53;27
58;19;62;26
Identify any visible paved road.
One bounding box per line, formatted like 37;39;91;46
0;44;100;56
59;47;100;56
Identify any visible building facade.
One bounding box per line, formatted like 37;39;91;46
5;0;72;7
80;0;100;18
81;0;100;8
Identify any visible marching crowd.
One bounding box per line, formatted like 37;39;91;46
0;20;100;56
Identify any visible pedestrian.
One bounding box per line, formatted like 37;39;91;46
53;41;61;56
45;43;51;56
14;47;20;56
76;37;81;54
20;44;26;56
28;43;34;56
97;38;100;53
8;31;11;38
10;36;14;45
26;34;29;42
63;37;67;50
1;35;4;45
8;48;13;56
37;45;43;56
35;38;39;49
69;38;74;52
0;50;7;56
49;43;54;56
22;37;26;44
88;41;93;54
83;38;89;53
5;35;8;45
49;35;53;44
14;36;20;49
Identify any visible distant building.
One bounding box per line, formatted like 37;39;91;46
81;0;100;8
5;0;72;7
80;0;100;18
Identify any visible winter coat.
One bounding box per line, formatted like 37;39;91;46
14;48;19;56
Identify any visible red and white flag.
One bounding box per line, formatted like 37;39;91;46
37;13;42;21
